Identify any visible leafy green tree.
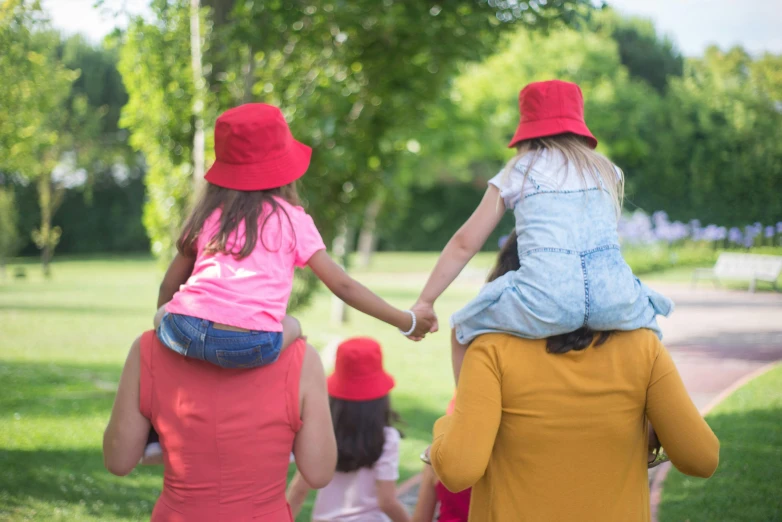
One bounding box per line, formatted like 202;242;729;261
0;0;78;276
0;187;20;278
117;0;594;308
401;22;659;184
632;47;782;225
593;8;683;93
117;0;198;260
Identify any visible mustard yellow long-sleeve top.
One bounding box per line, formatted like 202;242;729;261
431;331;719;522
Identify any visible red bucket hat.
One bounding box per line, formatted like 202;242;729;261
327;337;395;402
508;80;597;149
204;103;312;191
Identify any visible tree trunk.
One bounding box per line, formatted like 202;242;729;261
202;0;235;95
190;0;205;189
32;173;63;279
330;218;352;325
41;244;52;278
357;196;383;269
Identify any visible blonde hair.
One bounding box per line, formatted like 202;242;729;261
502;133;624;214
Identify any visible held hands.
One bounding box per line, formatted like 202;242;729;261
403;301;439;341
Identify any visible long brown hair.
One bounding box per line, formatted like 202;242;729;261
177;182;301;259
501;133;624;215
486;227;612;354
330;395;404;473
487;229;521;283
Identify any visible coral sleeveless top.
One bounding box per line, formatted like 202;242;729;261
139;330;306;521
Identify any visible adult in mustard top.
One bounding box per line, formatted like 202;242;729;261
430;330;719;522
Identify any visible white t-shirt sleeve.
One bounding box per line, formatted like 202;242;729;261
373;428;401;481
489;164;525;210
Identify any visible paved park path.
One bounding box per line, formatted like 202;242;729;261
396;282;782;519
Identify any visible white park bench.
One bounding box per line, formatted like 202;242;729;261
692;253;782;292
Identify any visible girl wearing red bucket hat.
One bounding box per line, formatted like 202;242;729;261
410;79;673;384
287;337;411;522
144;104;433;459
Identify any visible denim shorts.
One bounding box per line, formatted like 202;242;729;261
156;312;283;369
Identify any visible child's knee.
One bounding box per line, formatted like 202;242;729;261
153;306;166;329
283;315;302;335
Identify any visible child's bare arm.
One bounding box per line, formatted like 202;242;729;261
308;250;433;338
411;465;438;522
376;480;411;522
157;253;196;308
416;185;505;309
286;471;312;519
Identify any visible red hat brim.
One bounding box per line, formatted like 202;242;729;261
327;371;395;402
204;139;312;191
508;117;597;149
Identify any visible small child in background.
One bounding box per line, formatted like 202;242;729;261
412;395;471;522
287;338;410;522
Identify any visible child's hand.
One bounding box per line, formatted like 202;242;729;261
404;302;437;341
412;301;439;333
409;309;436;340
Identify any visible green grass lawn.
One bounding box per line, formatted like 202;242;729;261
659;364;782;522
0;253;493;521
1;251;777;521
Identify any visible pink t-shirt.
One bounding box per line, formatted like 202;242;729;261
166;197;325;331
312;427;401;522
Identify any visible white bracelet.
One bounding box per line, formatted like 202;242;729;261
399;310;417;337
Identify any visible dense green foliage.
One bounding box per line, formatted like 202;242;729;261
117;0;197;260
0;0;78;274
0;1;139;268
631;48;782;226
389;13;782;244
2;2;780;260
118;0;591;254
0;187;20;266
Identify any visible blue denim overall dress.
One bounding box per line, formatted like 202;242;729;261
450;154;673;345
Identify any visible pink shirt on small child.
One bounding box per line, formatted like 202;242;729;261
166;197;325;331
312;427;401;522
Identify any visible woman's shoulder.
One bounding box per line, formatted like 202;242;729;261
609;329;663;352
611;329;665;361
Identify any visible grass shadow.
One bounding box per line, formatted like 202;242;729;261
0;448;162;521
0;361;121;419
0;302;150;316
0;359;163;520
659;377;782;521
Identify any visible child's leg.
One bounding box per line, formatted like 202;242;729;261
153;305;166;329
451;329;468;385
281;315;302;350
141;425;163;466
648;421;661;459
